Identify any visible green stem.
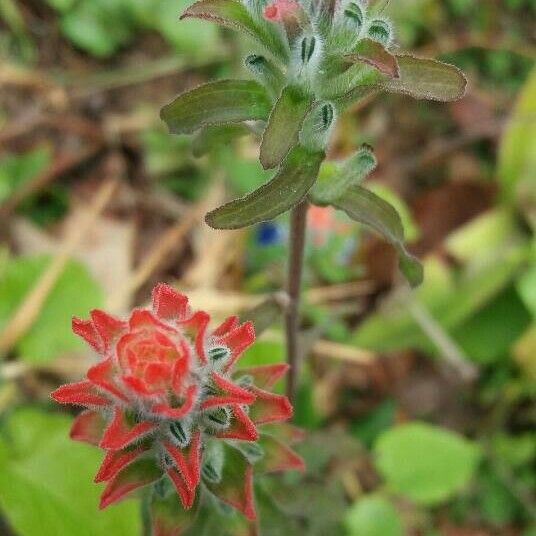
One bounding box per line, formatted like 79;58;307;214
285;201;309;401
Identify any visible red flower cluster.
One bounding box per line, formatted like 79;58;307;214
52;283;304;533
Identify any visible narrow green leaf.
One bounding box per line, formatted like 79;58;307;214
345;38;400;78
311;144;377;202
206;145;324;229
497;68;536;204
332;186;423;286
192;124;250;157
383;54;467;102
181;0;288;61
161;80;271;135
260;86;314;169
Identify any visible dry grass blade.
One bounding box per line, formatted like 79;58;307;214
0;179;118;356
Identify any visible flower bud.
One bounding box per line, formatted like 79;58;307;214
367;18;393;45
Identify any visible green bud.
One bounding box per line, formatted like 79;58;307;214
301;36;316;64
206;406;231;427
367;18;392;45
207;345;230;362
169;420;190;447
344;1;364;29
244;54;285;98
300;101;336;151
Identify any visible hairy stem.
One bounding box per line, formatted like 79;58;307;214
285;201;309;401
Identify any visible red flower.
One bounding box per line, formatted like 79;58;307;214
52;283;304;534
263;0;301;21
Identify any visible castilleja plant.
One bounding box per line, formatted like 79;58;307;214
160;0;466;395
52;283;304;534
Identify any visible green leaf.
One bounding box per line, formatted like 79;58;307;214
497;68;536;203
345;38;400;78
452;286;531;364
161;80;271;135
181;0;288;61
0;408;140;536
260;85;314;169
352;247;528;353
311;145;377;203
206;145;324;229
0;147;51;203
0;255;104;362
332;186;423;287
383;54;467;102
344;495;403;536
60;0;134;58
192;124;250;158
375;422;481;506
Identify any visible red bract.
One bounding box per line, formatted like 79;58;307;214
263;0;301;21
52;283;304;534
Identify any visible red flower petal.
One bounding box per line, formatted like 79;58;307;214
72;317;102;352
256;434;305;473
167;468;196;509
90;309;127;351
162;431;201;490
87;358;128;402
100;407;157;449
172;340;190;393
152;385;198;419
100;457;162;509
200;372;255;410
129;309;174;331
234;363;289;389
70;410;106;445
178;311;210;364
94;446;147;483
247;386;292;425
219;321;255;373
122;375;159;396
51;381;109;407
216;405;258;441
212;315;239;337
152;283;189;321
206;445;256;520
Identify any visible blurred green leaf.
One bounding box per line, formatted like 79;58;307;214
332;186;423;286
156;0;220;57
452;286;531;364
161;80;271;135
384;55;467;101
0;255;104;362
344;495;403;536
375;422;481;506
352;246;528;353
0;148;51;203
181;0;288;61
192;124;250;158
260;85;313;170
59;0;133;57
0;408;140;536
498;68;536;203
206;145;324;229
